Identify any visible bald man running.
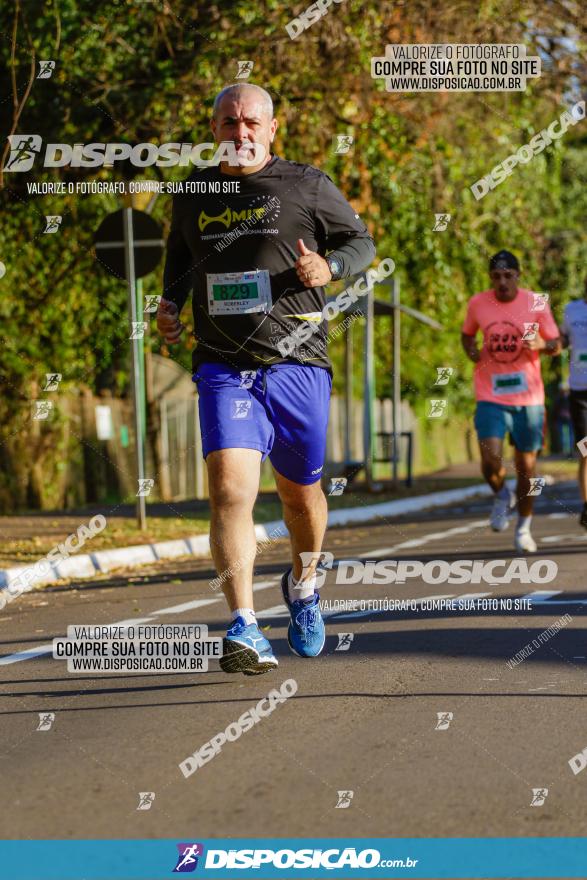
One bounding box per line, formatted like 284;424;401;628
157;84;375;674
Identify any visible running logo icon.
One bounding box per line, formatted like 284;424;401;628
37;60;56;79
433;213;451;231
299;551;334;588
328;477;347;496
43;373;62;391
435;712;453;730
130;321;148;339
428;399;447;418
335;633;354;651
527;477;546;497
333;135;354;154
44;215;62;234
522;322;539;341
32;401;53;420
144;295;162;313
434;367;453;385
137;479;155;497
136;792;155;811
36;712;55;731
173;843;204;872
530;788;548;806
3;135;42;172
335;790;354;809
231;399;252;420
530;292;549;312
235;61;253;79
239;370;256;389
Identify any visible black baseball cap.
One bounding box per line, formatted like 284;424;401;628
489;250;520;271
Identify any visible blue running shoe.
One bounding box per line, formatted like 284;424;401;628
280;569;325;658
220;617;278;676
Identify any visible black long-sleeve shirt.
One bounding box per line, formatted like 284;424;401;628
162;155;376;372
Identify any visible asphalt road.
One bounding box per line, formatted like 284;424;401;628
1;480;586;861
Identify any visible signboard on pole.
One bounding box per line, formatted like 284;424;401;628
93;209;163;280
93;209;164;528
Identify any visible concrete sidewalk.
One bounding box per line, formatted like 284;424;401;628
0;458;572;595
0;462;484;556
0;478;497;595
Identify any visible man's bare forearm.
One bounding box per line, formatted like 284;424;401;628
461;332;480;363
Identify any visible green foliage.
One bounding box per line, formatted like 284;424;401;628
0;0;585;509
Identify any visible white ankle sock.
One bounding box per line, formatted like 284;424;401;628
288;570;316;602
516;515;532;534
232;608;256;626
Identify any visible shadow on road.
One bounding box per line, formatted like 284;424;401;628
1;610;585;713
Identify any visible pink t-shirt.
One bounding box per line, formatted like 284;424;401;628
462;288;559;405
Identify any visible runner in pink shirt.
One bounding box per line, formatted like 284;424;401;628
461;250;561;553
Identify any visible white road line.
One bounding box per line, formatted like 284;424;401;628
255;604;289;619
330;609;378;621
0;645;53;666
541;533;587;544
253;580;280;592
368;520;488;558
0;603;221;665
521;590;563;602
153;581;277;615
521;590;587;606
0;614;162;666
154;599;219;615
1;583;280;665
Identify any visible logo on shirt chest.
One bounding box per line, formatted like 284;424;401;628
197;195;281;233
198;206;265;231
485;320;524;363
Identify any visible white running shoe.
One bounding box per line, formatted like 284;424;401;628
514;530;537;553
490;489;515;532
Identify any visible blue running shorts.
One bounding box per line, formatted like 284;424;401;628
474;401;545;452
192;362;332;485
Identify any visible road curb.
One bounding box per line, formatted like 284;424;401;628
0;480;494;596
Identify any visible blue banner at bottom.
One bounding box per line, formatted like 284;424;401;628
0;838;585;879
